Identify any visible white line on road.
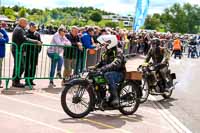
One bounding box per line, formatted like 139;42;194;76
105;111;171;131
0;109;72;133
0;94;66;114
150;96;192;133
31;91;173;130
33;91;60;101
0;95;131;133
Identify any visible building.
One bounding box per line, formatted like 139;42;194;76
0;15;15;31
0;15;15;23
102;15;133;27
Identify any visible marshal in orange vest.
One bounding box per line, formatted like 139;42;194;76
173;39;181;50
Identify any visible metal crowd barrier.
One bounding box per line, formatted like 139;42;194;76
17;43;87;89
123;41;138;57
0;43;18;90
0;42;137;90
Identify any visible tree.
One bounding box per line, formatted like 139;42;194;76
12;5;20;12
105;21;117;28
144;3;200;33
18;8;26;17
90;11;102;23
183;3;199;33
144;15;161;30
4;8;15;20
51;9;60;19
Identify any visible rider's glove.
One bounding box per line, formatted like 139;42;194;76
98;67;106;73
88;66;96;70
142;62;149;67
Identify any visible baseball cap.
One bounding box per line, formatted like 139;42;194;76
29;22;36;27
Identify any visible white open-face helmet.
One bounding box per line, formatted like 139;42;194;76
175;34;179;39
97;35;118;49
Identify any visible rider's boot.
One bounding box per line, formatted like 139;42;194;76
164;78;173;92
110;89;119;107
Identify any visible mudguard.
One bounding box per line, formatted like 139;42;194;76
170;73;176;80
126;80;143;98
64;78;90;86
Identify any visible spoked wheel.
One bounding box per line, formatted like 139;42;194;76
61;83;94;118
140;79;149;103
119;82;140;115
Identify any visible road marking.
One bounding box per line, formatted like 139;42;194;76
0;95;131;133
1;91;189;133
105;111;171;131
0;109;73;133
150;96;192;133
82;118;132;133
0;95;65;114
138;107;161;116
33;91;60;101
32;91;173;130
33;91;162;117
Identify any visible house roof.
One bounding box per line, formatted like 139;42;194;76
0;15;15;22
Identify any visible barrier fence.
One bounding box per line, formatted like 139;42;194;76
0;43;18;89
0;41;137;90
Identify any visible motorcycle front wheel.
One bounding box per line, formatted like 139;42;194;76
139;79;149;104
61;83;94;118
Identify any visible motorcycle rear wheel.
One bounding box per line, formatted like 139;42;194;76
119;82;140;115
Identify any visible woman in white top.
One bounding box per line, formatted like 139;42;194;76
47;26;71;86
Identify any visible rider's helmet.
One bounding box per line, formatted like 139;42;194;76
97;35;118;49
175;34;179;39
151;37;160;48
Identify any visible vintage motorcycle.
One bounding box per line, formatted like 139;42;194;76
61;69;141;118
188;45;198;58
137;63;176;103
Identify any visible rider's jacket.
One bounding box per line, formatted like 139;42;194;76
145;46;170;65
96;46;126;73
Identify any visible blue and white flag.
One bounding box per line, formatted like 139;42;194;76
133;0;150;32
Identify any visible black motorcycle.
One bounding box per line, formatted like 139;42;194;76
61;69;141;118
188;45;198;58
137;63;176;103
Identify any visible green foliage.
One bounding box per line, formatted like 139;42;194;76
144;3;200;34
18;8;26;17
12;5;20;12
90;11;102;23
105;21;117;28
144;15;160;30
1;6;115;27
4;8;16;20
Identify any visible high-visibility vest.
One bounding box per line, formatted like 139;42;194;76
173;39;181;50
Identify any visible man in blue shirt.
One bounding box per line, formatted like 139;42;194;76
0;21;9;88
76;27;96;73
81;27;96;49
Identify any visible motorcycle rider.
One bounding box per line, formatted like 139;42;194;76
144;38;171;91
188;36;199;58
93;34;126;107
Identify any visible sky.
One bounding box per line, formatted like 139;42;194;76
1;0;200;15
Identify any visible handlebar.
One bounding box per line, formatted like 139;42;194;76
138;62;168;72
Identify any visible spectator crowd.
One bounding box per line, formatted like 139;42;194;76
0;18;199;88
